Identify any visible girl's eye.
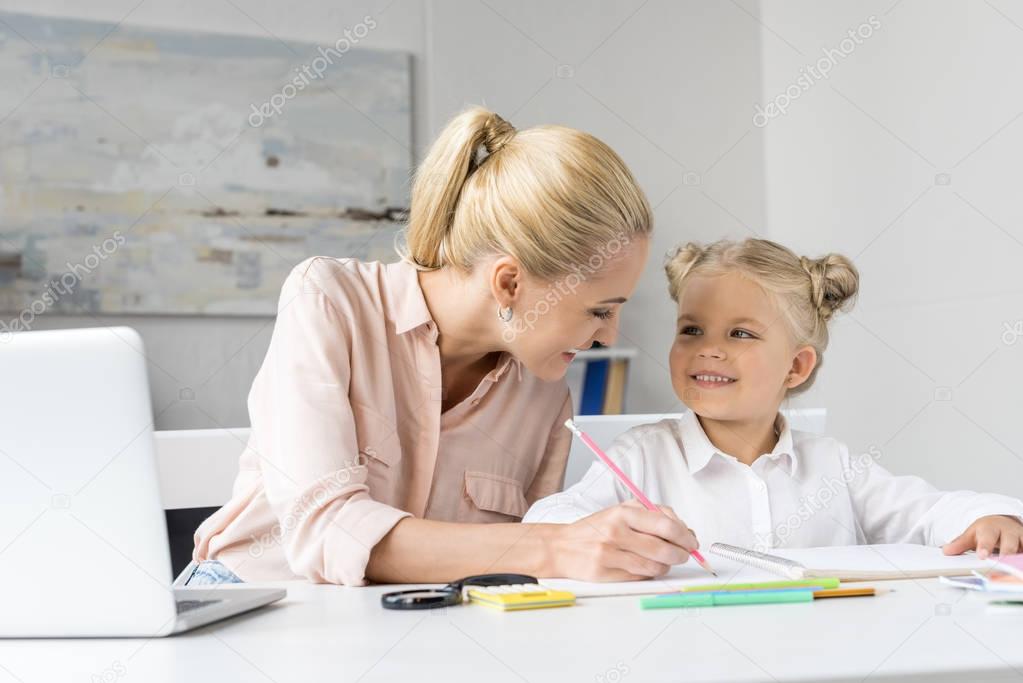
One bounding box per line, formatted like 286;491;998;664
679;325;702;336
592;309;615;321
732;329;756;339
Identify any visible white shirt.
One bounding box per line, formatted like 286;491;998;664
524;411;1023;551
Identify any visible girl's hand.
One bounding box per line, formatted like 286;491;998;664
548;500;699;582
942;515;1023;559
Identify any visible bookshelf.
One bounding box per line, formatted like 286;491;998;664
564;346;637;415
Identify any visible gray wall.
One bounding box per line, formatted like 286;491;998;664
9;1;1022;500
9;0;769;431
4;0;429;430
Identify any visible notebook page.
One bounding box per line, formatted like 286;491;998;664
764;544;991;579
538;554;787;598
540;544;993;595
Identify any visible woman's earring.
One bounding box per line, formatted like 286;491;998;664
497;305;513;322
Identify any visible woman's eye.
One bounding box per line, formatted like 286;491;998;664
679;325;701;336
592;309;615;321
732;329;756;339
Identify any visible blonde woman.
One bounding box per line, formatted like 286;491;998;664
183;108;700;587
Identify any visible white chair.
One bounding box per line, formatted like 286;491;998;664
563;409;827;487
155;411;825;573
155;409;826;509
154;428;250;510
154;427;251;575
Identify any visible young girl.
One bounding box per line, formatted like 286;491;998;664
524;238;1023;564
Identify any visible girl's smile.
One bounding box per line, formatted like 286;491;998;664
689;371;737;389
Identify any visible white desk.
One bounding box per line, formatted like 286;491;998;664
1;578;1021;682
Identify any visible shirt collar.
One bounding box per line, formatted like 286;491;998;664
487;352;523;383
384;259;434;335
679;411;797;475
383;259;524;383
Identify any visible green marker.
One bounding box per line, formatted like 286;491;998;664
680;578;840;593
640;589;814;609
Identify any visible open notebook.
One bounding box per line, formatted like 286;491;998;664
539;543;992;598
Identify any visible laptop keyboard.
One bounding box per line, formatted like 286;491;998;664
176;599;223;614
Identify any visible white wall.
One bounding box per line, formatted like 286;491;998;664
759;0;1023;497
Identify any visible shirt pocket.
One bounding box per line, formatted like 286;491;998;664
462;471;529;522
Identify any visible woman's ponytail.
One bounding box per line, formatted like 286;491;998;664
398;105;651;277
401;107;516;270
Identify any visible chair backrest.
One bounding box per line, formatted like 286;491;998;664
156;409;827;510
563;409;827;487
154;427;250;510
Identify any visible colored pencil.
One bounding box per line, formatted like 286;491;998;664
564;419;717;576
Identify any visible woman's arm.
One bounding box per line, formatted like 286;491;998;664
248;260;413;586
367;501;700;584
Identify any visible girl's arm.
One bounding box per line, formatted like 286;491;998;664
844;443;1023;547
522;432;642;524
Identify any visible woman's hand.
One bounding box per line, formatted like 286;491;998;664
943;515;1023;559
548;500;700;582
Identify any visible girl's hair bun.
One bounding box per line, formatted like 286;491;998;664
799;253;859;321
664;242;707;301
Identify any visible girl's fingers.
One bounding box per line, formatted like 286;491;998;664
975;526;1000;560
942;529;974;556
998;531;1021;555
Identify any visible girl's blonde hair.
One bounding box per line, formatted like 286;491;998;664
398;107;652;279
664;238;859;394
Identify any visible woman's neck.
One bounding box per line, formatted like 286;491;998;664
696;412;780;466
417;266;501;367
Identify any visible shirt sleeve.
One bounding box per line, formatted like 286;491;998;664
251;260;411;586
524;392;574;505
522;430;639;524
844;443;1023;546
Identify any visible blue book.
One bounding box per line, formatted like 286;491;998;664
579;358;609;415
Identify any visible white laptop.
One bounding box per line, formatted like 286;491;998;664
0;327;284;637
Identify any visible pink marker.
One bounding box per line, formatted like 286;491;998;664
564;419;717;576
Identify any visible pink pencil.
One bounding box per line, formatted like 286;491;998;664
564;419;717;576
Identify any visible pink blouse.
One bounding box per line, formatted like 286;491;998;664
193;257;573;586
